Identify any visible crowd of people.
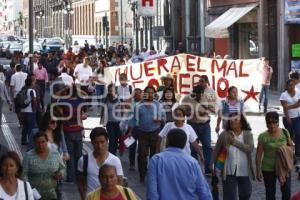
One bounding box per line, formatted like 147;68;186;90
0;43;300;200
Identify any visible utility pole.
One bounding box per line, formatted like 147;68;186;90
200;0;205;54
120;0;124;44
144;17;148;49
29;0;33;72
156;0;159;50
149;17;153;48
132;2;139;50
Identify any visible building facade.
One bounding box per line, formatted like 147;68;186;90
205;0;289;91
1;0;23;35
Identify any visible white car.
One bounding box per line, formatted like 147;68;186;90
22;42;42;53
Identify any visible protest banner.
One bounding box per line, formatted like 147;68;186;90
104;54;263;111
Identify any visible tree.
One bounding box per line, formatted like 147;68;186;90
17;12;24;26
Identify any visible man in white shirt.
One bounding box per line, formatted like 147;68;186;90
77;127;123;200
10;64;28;98
116;73;133;102
74;57;93;92
10;64;28;126
59;67;74;86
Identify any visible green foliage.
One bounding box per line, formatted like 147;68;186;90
17;12;24;26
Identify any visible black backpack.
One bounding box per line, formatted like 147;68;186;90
15;87;31;108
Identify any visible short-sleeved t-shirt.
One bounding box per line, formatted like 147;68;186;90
21;89;37;113
77;152;124;194
159;122;197;155
280;91;300;118
258;129;290;171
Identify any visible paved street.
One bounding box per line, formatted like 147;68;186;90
1;57;300;199
0;84;300;199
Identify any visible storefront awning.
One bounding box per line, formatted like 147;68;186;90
205;4;258;38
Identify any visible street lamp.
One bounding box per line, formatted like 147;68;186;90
36;11;45;38
128;0;139;50
63;2;74;49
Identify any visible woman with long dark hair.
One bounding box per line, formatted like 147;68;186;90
39;111;69;161
216;86;245;133
212;112;254;200
160;87;177;123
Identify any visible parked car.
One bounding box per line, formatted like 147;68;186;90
0;35;17;42
5;42;23;59
22;42;42;53
0;41;11;57
46;37;64;52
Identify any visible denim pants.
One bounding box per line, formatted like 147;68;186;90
36;80;46;109
21;112;36;144
128;127;138;167
259;85;269;110
106;121;122;155
283;116;300;156
138;129;159;178
262;171;291;200
95;84;105;100
0;98;3;125
189;121;212;172
64;131;83;182
223;175;252;200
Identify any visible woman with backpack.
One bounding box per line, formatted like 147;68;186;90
0;151;34;200
215;86;245;134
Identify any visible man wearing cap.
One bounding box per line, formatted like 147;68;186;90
181;85;214;175
158;74;174;92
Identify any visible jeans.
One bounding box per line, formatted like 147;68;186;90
129;127;138;167
64;131;83;182
138;129;159;178
259;85;270;110
106;121;122;155
223;175;252;200
283;116;300;156
189;121;212;173
21;112;36;144
36;80;46;110
95;85;105;100
262;171;291;200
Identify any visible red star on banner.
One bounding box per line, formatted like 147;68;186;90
241;86;260;102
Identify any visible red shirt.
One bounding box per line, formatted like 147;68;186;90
100;192;124;200
291;191;300;200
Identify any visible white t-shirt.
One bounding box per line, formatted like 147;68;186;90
74;64;93;86
159;122;198;155
77;152;124;194
21;89;37;113
59;73;74;86
0;179;34;200
10;72;28;98
117;85;132;100
226;132;249;176
280;90;300;118
296;82;300;92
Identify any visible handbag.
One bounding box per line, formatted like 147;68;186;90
282;128;297;164
215;146;227;170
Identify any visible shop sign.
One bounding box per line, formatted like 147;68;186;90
137;0;156;17
292;44;300;57
285;0;300;24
